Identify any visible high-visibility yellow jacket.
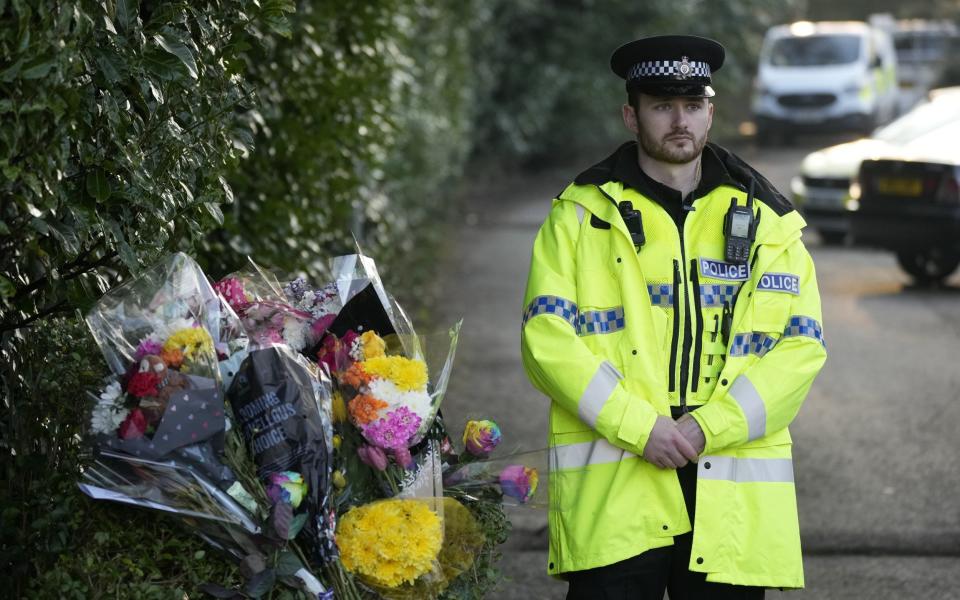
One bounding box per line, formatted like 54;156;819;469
521;142;827;588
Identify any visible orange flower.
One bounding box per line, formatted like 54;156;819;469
348;394;388;425
160;347;184;368
340;363;370;389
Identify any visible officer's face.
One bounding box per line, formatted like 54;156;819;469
623;95;713;165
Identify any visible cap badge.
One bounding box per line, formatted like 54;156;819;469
678;56;692;79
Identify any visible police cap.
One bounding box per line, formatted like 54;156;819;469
610;34;725;98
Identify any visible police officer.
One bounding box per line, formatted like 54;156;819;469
520;35;827;599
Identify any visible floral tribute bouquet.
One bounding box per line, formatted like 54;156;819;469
83;252;234;483
80;253;334;598
215;259;327;352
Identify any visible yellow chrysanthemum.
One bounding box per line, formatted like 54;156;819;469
361;355;428;392
331;391;347;423
360;330;386;359
163;327;214;361
336;499;442;589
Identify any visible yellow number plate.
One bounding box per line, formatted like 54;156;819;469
877;177;922;196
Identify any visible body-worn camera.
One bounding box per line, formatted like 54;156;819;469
619;201;645;249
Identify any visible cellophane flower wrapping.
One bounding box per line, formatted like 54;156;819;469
215;258;324;352
226;344;337;564
79;252;265;549
83;252;234;482
443;449;550;508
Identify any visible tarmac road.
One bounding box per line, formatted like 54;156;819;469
436;135;960;599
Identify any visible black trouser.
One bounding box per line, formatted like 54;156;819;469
566;436;765;599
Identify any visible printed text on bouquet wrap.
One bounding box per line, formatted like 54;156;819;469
239;390;298;456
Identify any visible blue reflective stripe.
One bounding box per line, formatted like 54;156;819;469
523;295;579;330
730;332;778;357
647;284;674;307
700;284;739;308
729;316;825;357
578;307;626;335
784;316;825;346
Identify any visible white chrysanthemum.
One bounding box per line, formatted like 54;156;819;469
401;389;433;420
367;378;433;419
89;381;128;435
90;404;129;435
282;317;308;351
348;337;364;361
99;381;123;404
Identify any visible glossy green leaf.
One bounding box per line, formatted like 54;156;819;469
153;32;198;79
274;551;302;577
0;274;14;299
245;568;276;598
84;170;111;202
115;0;138;32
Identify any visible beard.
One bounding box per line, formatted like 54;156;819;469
638;128;707;164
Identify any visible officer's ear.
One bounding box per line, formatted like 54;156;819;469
622;103;640;136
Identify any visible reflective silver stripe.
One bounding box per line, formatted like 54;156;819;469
577;361;623;428
729;375;766;441
698;456;794;483
550;438;636;470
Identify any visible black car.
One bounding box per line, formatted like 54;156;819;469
852;157;960;283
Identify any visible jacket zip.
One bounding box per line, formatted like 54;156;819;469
690;258;704;395
669;259;681;392
677;248;692;411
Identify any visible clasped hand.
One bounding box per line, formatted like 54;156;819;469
642;414;705;469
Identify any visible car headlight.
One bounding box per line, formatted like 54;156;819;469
847;181;861;211
790;176;806;199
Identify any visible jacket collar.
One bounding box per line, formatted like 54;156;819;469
561;141;803;246
574;141;795;217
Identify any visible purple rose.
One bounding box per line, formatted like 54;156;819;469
499;464;539;504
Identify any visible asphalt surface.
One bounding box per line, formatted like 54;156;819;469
436;135;960;599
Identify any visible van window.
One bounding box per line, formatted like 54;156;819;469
768;34;862;67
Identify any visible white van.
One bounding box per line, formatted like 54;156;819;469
752;21;898;142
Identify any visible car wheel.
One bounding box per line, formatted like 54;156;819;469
896;249;960;285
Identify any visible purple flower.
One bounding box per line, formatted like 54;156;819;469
283;277;307;301
134;338;164;361
265;471;307;508
359;407;423;450
499;465;539;504
357;444;388;471
392;446;415;470
462;420;502;457
387;406;422;440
